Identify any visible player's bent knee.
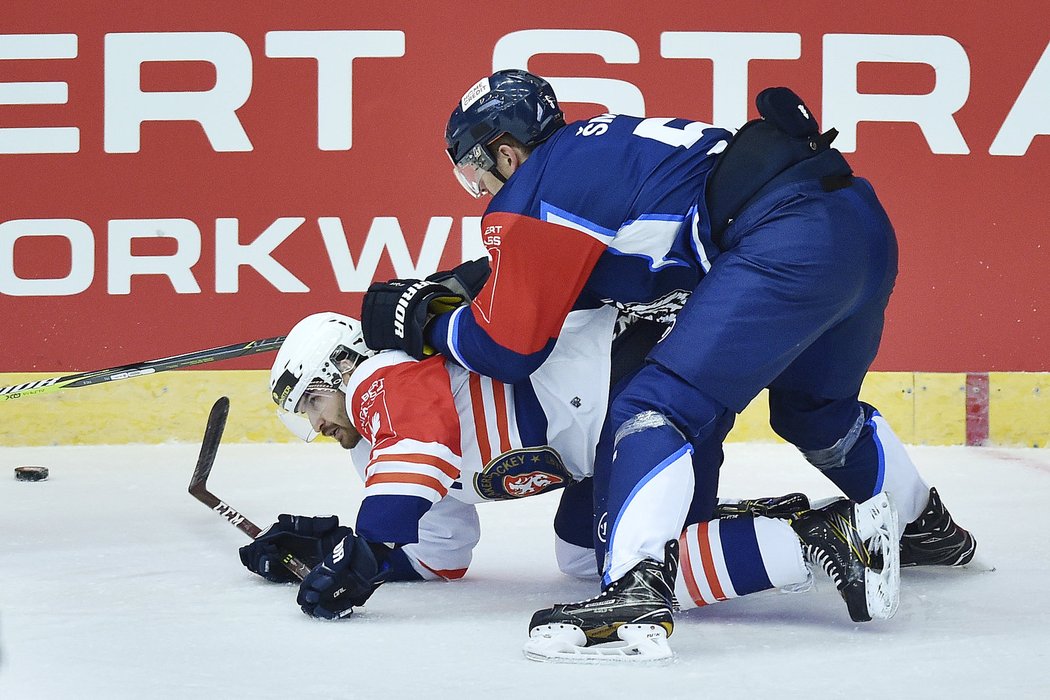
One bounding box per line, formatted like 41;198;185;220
555;537;599;579
613;410;686;447
796;407;865;471
768;391;875;470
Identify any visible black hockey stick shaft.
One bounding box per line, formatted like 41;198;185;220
188;397;312;580
0;336;286;402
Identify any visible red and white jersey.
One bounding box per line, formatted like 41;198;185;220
342;306;618;577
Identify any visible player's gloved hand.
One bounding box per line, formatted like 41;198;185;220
755;86;820;137
360;279;464;359
238;514;351;584
297;529;388;620
424;257;491;301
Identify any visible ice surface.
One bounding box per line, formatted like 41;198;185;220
2;442;1048;699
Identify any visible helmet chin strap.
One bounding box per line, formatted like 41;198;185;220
482;143;509;185
489;167;508;184
337;357;362;390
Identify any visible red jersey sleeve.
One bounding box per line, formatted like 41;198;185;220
428;212;607;382
347;355;464;543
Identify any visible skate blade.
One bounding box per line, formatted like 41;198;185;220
857;492;901;620
523;623;674;664
957;552;995;572
903;552;996;573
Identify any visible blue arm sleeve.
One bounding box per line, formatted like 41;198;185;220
380;546;426;582
356;494;433;545
427;306;556;384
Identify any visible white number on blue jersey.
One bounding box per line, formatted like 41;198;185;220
633;117;724;152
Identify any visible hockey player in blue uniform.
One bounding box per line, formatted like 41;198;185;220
243;310;899;651
360;70;976;662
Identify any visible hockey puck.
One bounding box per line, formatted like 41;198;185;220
14;466;49;482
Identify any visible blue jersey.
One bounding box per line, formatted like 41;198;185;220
429;114;733;382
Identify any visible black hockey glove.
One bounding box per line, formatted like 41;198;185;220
239;514;351;584
714;493;812;521
361;279;464;359
755;86;820;137
425;257;491;301
297;530;389;620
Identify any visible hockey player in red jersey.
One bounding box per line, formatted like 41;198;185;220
241;310;902;661
358;70;977;661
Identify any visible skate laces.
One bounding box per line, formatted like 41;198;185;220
804;545;844;588
798;507;867;590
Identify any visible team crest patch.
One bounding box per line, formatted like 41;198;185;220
474;446;572;500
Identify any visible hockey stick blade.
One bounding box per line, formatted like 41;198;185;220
188;397;231;506
0;336;285;402
188;397;312;581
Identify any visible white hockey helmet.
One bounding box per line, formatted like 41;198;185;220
270;312;372;440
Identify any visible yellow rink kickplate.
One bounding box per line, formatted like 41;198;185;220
1;370;1046;447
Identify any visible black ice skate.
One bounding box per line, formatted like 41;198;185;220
900;487;977;567
523;540;679;663
715;492;811;521
790;493;900;623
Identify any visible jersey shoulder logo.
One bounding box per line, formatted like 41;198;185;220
473;446;572;500
357;376;395;443
472;245;500;324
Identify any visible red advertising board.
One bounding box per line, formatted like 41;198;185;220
2;2;1047;372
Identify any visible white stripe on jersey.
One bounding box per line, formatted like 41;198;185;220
689;205;713;273
541;205;616;245
369;438;460;470
475;375;521;459
364;460;458;497
442;306;477;373
675;517;808;610
675;523;718;607
611;215;688;270
752;516;810;589
365;438;461;503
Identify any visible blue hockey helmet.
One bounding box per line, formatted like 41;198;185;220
445;69;565;197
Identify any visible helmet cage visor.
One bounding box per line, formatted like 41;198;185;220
272;343;366;442
277;410;319;442
450;142;497;198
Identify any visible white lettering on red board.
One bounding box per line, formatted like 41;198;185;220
1;29;1046;155
0;216;483;297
